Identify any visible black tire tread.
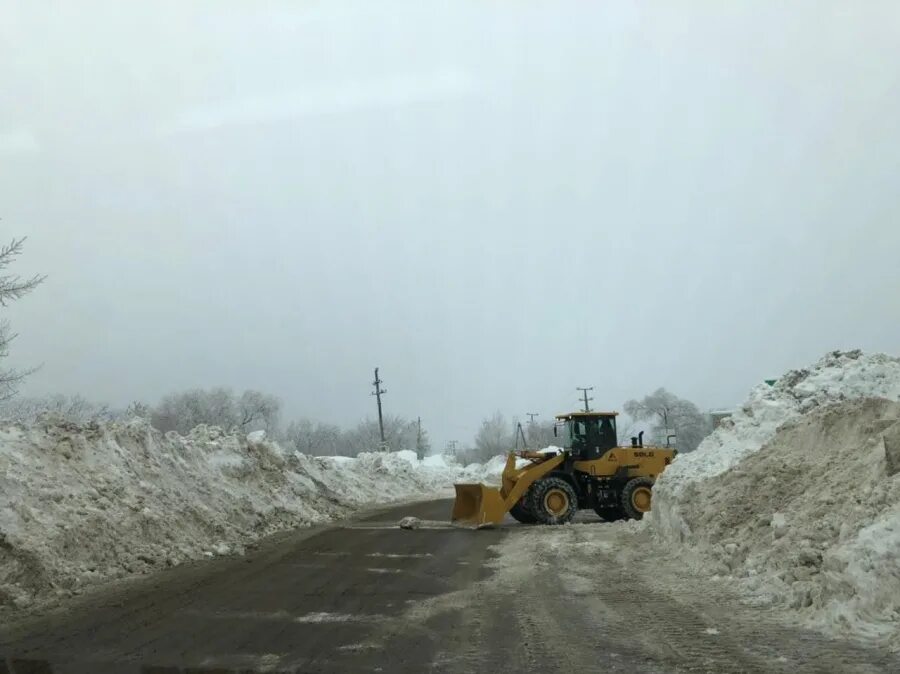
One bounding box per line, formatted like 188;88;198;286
621;476;655;520
509;489;538;524
529;476;578;525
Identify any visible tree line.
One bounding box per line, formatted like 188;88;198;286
1;237;712;463
0;387;432;458
0;237;433;458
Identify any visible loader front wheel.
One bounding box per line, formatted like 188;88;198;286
529;477;577;525
621;477;654;520
509;496;537;524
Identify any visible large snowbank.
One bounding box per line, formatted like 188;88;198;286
651;350;900;540
648;350;900;649
0;419;500;610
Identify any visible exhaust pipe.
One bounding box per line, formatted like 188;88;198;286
638;431;644;447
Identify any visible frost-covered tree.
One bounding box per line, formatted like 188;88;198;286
341;415;419;456
415;423;432;460
526;420;558;449
473;411;513;461
236;390;281;433
124;401;152;418
151;388;281;435
283;419;343;456
0;393;112;424
623;388;712;452
0;237;45;401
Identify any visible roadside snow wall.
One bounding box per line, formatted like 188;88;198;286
651;350;900;541
0;419;500;610
648;350;900;649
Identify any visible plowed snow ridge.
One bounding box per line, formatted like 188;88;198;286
650;350;900;650
0;419;500;610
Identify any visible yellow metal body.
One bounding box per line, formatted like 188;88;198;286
451;445;676;527
572;446;674;480
452;452;564;527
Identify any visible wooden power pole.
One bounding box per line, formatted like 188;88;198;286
372;367;387;450
577;386;594;412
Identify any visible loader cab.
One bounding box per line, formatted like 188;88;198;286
555;412;618;460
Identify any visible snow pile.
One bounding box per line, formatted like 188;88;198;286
663;399;900;648
0;419;498;610
651;350;900;541
647;349;900;650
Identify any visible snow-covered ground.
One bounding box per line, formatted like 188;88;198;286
648;350;900;651
0;418;502;610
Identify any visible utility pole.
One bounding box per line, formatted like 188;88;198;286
447;440;458;454
525;413;539;446
515;422;528;450
577;386;593;412
372;367;387;451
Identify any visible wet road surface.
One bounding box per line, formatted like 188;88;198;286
2;499;899;673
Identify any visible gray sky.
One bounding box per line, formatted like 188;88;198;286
2;1;899;448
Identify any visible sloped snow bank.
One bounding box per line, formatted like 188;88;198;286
651;350;900;541
0;419;500;610
648;349;900;650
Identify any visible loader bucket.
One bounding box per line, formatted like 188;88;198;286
451;483;509;527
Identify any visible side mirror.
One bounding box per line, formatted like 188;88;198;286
553;426;557;437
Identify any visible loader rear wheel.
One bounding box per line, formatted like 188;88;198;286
509;496;537;524
529;477;577;525
621;477;655;520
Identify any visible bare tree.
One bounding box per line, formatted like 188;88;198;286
151;388;281;435
0;394;112;424
283;419;342;456
237;390;281;433
339;415;420;456
472;411;513;461
124;401;152;418
415;422;432;459
623;388;713;452
0;237;45;401
526;420;558;449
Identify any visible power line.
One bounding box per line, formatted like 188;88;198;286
576;386;593;412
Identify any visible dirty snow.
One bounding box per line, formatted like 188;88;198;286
0;418;501;610
652;350;900;541
648;350;900;651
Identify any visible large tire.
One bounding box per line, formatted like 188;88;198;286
529;477;578;525
593;506;625;522
621;477;654;520
509;496;537;524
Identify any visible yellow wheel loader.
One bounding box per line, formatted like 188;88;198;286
451;412;677;527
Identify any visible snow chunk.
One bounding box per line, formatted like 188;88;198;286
247;430;267;443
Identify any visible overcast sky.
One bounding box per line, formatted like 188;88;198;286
2;1;899;448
